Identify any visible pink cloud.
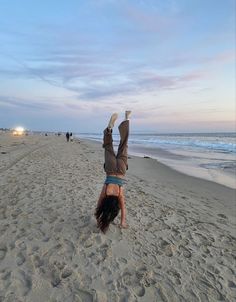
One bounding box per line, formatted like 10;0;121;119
122;3;177;34
179;71;206;82
210;50;235;65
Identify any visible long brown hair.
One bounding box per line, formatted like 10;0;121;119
95;196;120;233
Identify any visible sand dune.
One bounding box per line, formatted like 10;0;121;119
0;133;235;301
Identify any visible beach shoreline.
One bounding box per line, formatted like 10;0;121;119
128;146;236;190
0;133;235;301
82;137;236;189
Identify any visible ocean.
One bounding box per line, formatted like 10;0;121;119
76;132;236;189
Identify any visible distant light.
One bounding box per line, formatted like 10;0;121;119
13;126;25;136
15;126;24;132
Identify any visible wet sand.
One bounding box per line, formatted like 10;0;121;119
128;144;236;189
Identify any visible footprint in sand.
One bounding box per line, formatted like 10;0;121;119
61;267;73;279
119;257;128;265
50;267;61;287
136;266;155;287
158;238;175;257
217;213;227;219
73;282;95;301
228;280;236;289
53;223;63;233
122;270;134;287
31;255;44;268
0;244;7;261
164;244;174;257
17;241;27;251
179;245;192;258
217;213;229;225
83;237;94;248
63;239;75;260
0;224;9;236
196;276;224;301
16;252;25;266
0;268;12;292
121;266;155;298
10;269;32;296
133;285;145;297
167;269;182;285
0;207;7;219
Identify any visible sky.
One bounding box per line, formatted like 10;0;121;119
0;0;235;133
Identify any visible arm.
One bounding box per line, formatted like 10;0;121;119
118;187;128;228
97;185;106;207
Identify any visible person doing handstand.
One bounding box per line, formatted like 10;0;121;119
95;111;131;233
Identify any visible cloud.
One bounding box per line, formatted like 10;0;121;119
153;50;236;70
0;54;208;102
0;95;59;111
122;2;177;34
0;32;234;104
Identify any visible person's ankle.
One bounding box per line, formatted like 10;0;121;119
125;110;131;120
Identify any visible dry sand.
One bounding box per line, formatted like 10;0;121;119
0;133;235;302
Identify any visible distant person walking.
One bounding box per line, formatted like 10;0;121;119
70;132;73;142
95;111;131;233
66;132;70;142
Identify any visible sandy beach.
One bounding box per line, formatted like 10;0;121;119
0;133;235;302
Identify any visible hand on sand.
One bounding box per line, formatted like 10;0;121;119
119;223;129;229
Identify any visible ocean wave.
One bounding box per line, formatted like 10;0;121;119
77;133;236;154
129;138;236;153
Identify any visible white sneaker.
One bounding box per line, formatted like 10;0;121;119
108;113;118;129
